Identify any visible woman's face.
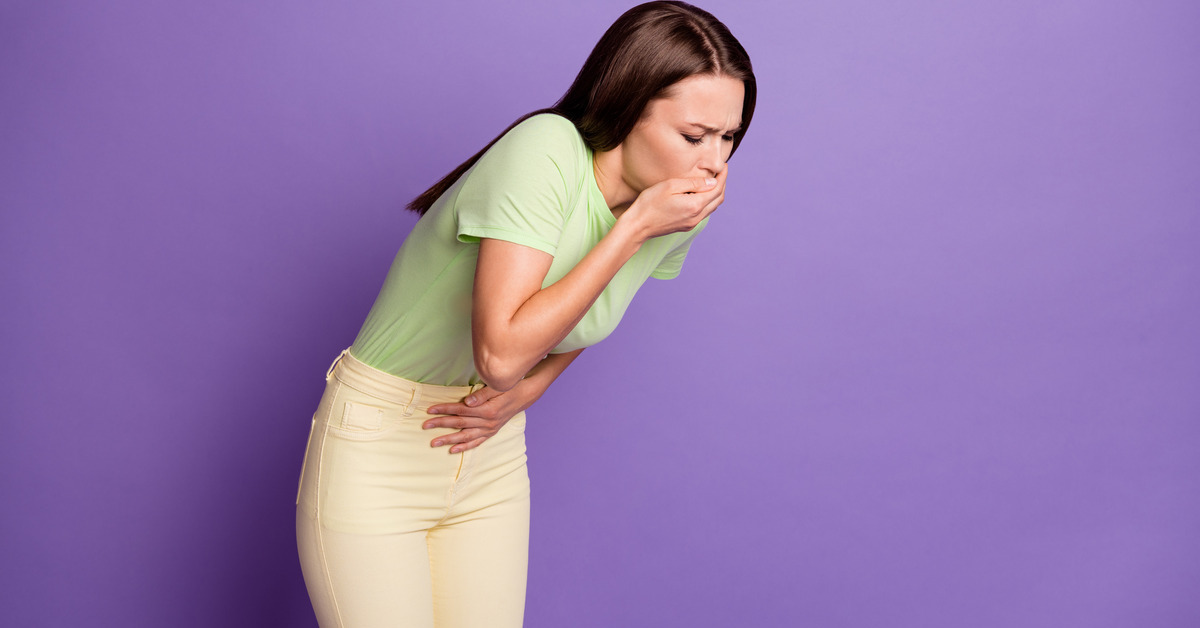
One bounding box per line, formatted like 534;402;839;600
618;73;745;192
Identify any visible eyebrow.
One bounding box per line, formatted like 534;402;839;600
687;123;742;135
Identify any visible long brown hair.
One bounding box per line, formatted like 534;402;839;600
407;1;756;214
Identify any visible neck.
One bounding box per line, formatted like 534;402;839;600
592;148;636;218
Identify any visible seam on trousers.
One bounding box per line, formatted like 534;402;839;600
456;449;476;493
437;452;468;526
296;414;317;505
315;380;345;627
448;448;481;521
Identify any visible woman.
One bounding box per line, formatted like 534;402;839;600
296;2;756;626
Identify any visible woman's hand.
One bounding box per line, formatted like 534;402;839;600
423;349;583;453
423;385;530;454
619;166;728;241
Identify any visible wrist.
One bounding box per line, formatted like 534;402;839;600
609;212;649;250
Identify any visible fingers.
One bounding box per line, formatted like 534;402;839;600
424;402;460;418
675;164;728;193
446;436;488;454
626;170;731;238
701;178;727;217
429;427;493;453
697;166;729;217
676;169;727;223
429;426;480;448
426;386;500;415
680;176;718;193
455;437;488;453
424;384;514;452
465;386;502;407
423;407;502;451
422;412;497;430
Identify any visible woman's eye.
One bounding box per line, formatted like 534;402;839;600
721;135;735;142
683;135;703;145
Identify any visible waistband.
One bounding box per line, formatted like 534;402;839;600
325;349;482;412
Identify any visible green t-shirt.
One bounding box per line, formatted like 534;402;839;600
351;114;706;386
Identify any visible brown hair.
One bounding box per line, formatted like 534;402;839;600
407;1;756;214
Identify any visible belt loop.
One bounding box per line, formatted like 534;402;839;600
402;387;420;417
325;349;350;382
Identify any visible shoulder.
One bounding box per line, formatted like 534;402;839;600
451;114;589;250
461;113;590;198
507;113;583;144
485;113;586;169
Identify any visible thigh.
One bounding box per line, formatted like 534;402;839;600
294;369;460;626
298;506;434;628
428;488;530;628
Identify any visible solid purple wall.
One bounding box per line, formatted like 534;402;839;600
3;1;1198;626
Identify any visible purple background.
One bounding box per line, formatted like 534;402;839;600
3;1;1198;626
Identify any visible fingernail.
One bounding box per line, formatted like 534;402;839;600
465;396;476;405
705;178;717;186
431;440;441;447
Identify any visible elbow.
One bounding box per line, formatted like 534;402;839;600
473;347;525;392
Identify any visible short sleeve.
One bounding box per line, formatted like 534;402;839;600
649;217;708;280
454;115;583;256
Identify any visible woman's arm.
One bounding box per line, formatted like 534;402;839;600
423;348;583;453
473;171;726;391
424;171;725;451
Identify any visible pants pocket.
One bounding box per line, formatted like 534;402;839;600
326;400;393;441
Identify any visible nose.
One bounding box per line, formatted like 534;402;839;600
698;141;726;178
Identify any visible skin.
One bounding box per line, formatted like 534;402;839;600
423;73;746;453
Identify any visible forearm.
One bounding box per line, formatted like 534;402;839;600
473;223;642;390
507;223;642;344
515;348;583;405
474;173;723;391
492;349;583;412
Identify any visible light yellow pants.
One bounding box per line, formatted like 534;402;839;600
296;350;530;627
